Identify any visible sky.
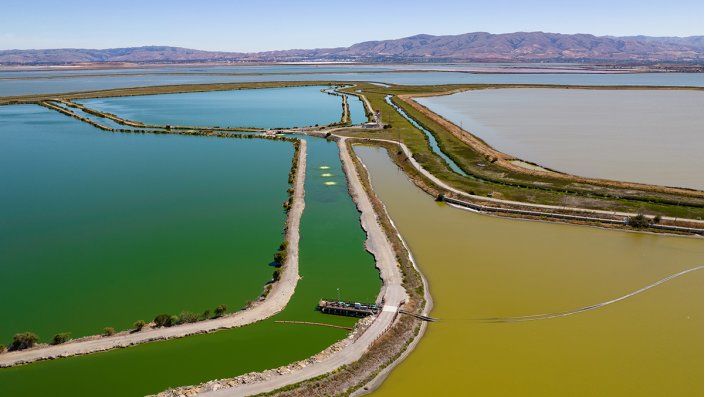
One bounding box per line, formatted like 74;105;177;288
1;0;703;51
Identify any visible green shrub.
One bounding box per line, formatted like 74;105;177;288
214;304;227;318
178;311;200;324
51;332;71;345
272;268;282;282
10;332;39;351
274;249;287;265
133;320;146;331
102;327;116;336
154;314;172;327
627;214;651;228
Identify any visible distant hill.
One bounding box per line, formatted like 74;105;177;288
1;32;702;65
324;32;704;62
0;46;246;65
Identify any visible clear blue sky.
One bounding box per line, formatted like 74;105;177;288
1;0;702;51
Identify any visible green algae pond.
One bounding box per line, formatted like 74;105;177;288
0;130;380;396
0;104;292;341
77;85;364;128
355;146;703;397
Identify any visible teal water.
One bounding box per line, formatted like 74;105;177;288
0;129;380;396
48;101;136;130
0;105;292;342
77;86;346;129
384;95;468;176
49;102;260;134
347;94;368;124
1;72;701;96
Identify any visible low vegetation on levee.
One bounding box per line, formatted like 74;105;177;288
8;333;39;351
2;303;231;352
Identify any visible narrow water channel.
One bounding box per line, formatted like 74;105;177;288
354;145;703;397
384;95;468;176
346;93;368;124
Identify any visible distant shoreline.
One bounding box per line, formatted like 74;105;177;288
0;61;702;74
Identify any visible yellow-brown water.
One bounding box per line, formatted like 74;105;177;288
355;146;703;397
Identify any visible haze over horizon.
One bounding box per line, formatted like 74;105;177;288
1;0;702;51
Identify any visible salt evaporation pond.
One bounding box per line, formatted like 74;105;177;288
356;146;703;397
77;85;357;128
416;88;704;189
0;105;295;341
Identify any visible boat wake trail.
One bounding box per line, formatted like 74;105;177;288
479;265;703;323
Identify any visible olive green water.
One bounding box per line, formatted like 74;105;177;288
355;146;703;397
0;118;379;395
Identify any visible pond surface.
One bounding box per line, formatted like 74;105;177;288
417;88;704;189
0;105;292;341
78;86;351;129
355;145;703;397
0;135;380;397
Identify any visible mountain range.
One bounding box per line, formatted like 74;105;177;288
1;32;702;65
